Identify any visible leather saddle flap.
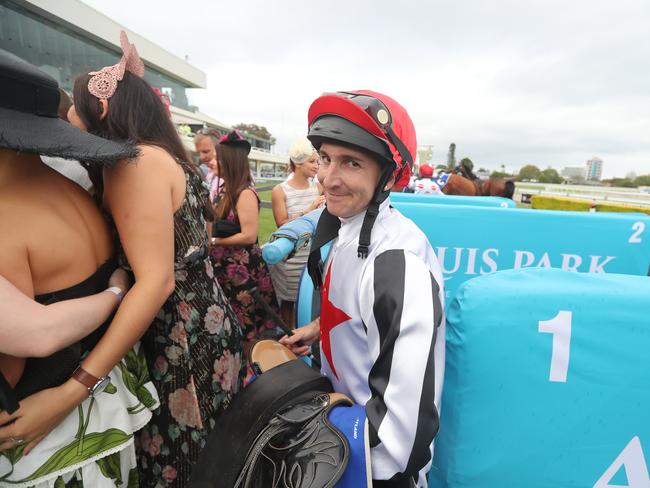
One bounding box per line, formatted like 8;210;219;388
189;359;333;488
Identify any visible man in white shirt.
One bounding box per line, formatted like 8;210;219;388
281;90;445;488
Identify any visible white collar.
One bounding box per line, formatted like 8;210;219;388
336;198;391;246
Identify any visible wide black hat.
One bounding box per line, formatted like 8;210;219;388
0;49;138;164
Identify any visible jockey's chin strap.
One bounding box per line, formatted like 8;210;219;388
357;167;394;258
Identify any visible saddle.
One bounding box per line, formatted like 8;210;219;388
190;341;356;488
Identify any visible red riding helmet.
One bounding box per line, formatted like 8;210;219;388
419;164;434;178
307;90;416;185
307;90;417;257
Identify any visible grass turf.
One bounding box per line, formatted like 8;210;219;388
257;189;273;202
258;207;277;245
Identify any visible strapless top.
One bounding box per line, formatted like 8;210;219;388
11;257;117;400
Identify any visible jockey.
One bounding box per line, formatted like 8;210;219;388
407;164;446;195
280;90;446;488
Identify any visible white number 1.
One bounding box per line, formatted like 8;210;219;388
538;310;572;383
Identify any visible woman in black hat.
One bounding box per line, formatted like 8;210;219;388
209;131;281;355
0;48;157;487
64;32;244;487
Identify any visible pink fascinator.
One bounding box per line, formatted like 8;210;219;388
87;31;145;100
219;129;252;154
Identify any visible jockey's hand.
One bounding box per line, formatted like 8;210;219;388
279;318;320;356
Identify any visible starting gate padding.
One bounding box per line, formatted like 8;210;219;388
429;268;650;488
391;203;650;302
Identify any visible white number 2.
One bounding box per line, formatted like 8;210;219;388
538;310;572;383
629;222;645;244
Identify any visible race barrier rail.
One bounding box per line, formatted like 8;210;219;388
391;192;516;208
429;268;650;488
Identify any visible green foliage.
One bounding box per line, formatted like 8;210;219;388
490;171;511;178
517;164;542;181
603;177;636;188
234;123;276;145
633;175;650;186
532;195;650;215
539;168;563;183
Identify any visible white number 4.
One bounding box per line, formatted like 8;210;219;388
538;310;572;383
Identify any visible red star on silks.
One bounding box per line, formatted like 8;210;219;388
320;263;351;379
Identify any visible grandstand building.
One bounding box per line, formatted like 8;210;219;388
0;0;288;177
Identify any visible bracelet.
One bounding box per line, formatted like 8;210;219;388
106;286;124;303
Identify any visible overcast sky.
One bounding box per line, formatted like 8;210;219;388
82;0;650;178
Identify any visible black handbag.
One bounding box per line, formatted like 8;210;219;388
212;219;241;238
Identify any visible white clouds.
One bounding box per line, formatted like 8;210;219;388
82;0;650;177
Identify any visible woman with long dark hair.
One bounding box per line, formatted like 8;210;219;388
7;33;245;487
209;131;280;346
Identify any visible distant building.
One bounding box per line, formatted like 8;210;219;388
1;0;287;177
561;166;586;182
586;157;603;181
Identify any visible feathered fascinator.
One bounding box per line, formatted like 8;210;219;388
87;31;145;100
219;129;252;154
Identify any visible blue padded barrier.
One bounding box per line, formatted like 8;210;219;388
429;268;650;488
392;203;650;302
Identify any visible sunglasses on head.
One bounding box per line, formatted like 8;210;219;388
198;127;223;139
337;92;393;129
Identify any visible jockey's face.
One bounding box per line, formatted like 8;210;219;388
318;142;390;218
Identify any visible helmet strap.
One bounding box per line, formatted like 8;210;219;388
357;167;393;258
384;124;412;177
307;207;341;289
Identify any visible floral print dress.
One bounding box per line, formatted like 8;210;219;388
209;188;280;343
115;165;246;487
0;346;158;488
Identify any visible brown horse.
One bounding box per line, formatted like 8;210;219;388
443;174;515;198
442;165;515;198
